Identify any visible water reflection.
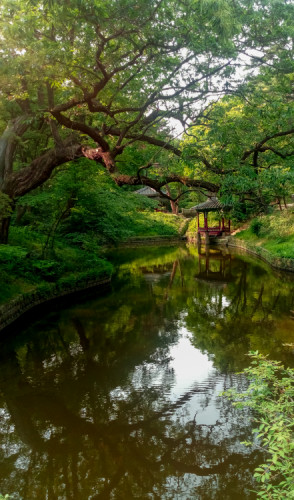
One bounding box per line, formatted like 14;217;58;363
0;245;293;499
195;247;234;286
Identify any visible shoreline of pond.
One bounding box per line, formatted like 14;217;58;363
187;234;294;273
0;235;185;334
0;273;111;333
1;233;294;333
226;236;294;273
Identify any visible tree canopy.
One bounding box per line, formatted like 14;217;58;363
181;71;294;215
0;0;293;240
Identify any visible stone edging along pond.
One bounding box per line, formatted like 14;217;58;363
2;234;293;333
0;237;183;333
119;236;185;246
0;273;111;333
186;234;294;272
225;236;294;273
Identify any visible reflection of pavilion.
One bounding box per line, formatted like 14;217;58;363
195;248;234;285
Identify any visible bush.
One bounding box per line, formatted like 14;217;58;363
0;245;28;262
250;218;263;236
223;352;294;499
186;217;198;235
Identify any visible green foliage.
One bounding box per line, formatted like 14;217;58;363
0;0;293;314
181;72;294;215
0;244;28;261
0;240;62;281
186;217;198;236
238;211;294;258
250;218;263;236
0;193;13;219
0;0;293;228
222;352;294;499
0;224;112;304
124;212;182;239
0;158;183;305
15;161;183;247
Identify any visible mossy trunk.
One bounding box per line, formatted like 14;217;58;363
0;217;11;244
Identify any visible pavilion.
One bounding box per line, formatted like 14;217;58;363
192;196;231;244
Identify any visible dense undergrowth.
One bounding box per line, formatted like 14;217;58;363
0;163;184;305
237;210;294;259
0;228;113;304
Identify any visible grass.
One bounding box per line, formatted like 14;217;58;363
121;211;185;239
237;210;294;259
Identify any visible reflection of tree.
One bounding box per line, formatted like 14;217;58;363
0;245;293;498
185;251;294;371
0;339;261;499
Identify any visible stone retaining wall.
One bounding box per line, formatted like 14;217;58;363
120;236;185;246
187;235;294;272
226;237;294;272
0;275;111;332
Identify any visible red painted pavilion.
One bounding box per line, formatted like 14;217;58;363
192;197;231;242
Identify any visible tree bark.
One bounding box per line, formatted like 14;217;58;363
0;117;29;184
0;217;11;244
2;142;84;198
114;174;219;193
165;184;178;214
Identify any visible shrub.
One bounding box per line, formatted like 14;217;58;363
250;218;263;236
222;352;294;499
0;245;28;262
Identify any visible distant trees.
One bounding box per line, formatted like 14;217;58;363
0;0;293;240
181;72;294;216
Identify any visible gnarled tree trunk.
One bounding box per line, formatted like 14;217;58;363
0;141;84;243
0;217;11;244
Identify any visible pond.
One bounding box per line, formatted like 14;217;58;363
0;244;293;499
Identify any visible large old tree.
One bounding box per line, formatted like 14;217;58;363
0;0;293;241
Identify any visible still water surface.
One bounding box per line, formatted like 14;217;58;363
0;245;294;499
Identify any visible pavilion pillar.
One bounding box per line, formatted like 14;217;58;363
221;217;225;232
204;211;209;245
196;212;201;245
204;211;208;231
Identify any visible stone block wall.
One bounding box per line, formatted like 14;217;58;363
0;275;111;332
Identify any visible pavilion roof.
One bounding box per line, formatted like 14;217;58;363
135;186;159;197
135;186;167;197
192;197;229;212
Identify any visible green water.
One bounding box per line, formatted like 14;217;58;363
0;244;293;499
